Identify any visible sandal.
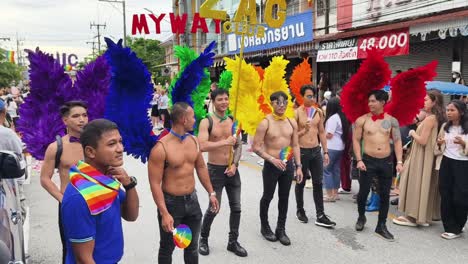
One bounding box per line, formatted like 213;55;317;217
323;196;336;202
392;216;417;227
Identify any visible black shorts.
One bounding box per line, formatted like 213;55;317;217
151;105;159;117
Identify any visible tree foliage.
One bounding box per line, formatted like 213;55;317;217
0;48;23;87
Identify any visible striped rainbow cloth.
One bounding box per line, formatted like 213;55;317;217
69;160;121;215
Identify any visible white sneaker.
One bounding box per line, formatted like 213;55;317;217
251;153;258;157
305;179;312;189
257;160;264;166
441;232;461;240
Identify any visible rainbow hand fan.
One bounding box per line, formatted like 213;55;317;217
279;146;293;162
173;224;192;249
232;120;242;137
306;107;316;120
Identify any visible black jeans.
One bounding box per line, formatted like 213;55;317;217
158;191;202;264
357;154;393;225
200;164;242;241
295;147;325;217
260;160;294;230
58;204;66;264
439;156;468;234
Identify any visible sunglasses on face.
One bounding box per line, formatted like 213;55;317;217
272;100;288;106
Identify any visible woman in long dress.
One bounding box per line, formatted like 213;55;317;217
393;89;446;226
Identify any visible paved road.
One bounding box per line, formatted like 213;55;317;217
26;150;468;264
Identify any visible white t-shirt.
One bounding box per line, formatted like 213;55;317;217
443;125;468;161
325;113;344;151
158;95;169;110
7;101;18;118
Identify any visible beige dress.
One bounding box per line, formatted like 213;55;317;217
398;120;441;223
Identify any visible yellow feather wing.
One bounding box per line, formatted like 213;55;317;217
225;56;263;135
262;56;293;117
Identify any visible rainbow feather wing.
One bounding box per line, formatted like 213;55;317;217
340;50;392;123
168;45;198;102
103;38;157;163
73;55;111;121
290;59;312;106
262;56;294;118
225;56;263;135
171;41;216;106
385;61;438;126
17;48;73;160
218;70;232;91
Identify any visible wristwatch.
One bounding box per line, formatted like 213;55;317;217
209;192;216;197
123;176;137;191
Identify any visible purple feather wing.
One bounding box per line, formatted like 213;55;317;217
17;48;72;160
103;38;157;163
73;55;111;121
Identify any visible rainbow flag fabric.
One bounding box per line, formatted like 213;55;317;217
6;51;15;63
69;160;121;215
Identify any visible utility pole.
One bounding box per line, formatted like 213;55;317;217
90;22;106;53
16;33;25;66
98;0;127;47
86;40;98;57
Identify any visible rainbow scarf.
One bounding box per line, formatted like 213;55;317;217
69;161;121;215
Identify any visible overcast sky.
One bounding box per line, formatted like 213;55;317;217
0;0;173;61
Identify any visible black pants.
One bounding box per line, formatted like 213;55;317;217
201;164;242;241
260;161;294;230
58;204;66;264
158;192;202;264
439;156;468;234
295;147;325;217
357;154;393;225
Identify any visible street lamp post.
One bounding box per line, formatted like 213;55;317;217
98;0;127;47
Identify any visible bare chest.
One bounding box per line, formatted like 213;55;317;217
60;144;84;169
364;119;391;136
165;140;198;169
210;121;232;141
266;120;293;142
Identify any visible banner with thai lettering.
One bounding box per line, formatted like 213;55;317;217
227;11;313;54
357;28;409;59
317;38;358;62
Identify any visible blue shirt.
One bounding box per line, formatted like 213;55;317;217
61;184;126;264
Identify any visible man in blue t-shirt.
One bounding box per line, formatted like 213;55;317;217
61;119;139;263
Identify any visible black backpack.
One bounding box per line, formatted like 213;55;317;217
0;150;25;179
55;135;63;169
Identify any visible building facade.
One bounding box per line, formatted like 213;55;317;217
314;0;468;92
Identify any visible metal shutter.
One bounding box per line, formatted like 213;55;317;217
385;39;453;81
463;38;468;79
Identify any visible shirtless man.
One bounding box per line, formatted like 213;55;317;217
148;102;219;264
353;90;403;241
295;85;336;227
198;89;247;257
253;91;303;246
40;100;88;263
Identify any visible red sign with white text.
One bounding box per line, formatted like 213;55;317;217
357;28;409;59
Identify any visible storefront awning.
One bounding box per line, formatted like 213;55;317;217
410;18;468;41
314;9;468;42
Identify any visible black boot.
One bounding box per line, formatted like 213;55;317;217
227;240;248;257
296;209;309;223
355;215;366;231
199;237;209;256
375;223;395;241
275;229;291;246
260;224;277;242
